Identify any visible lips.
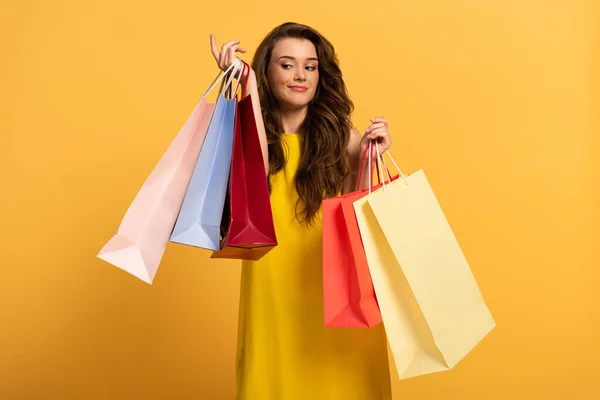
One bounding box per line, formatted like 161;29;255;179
289;86;308;92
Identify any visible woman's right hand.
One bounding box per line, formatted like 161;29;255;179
209;34;247;72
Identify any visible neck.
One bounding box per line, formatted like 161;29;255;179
280;105;308;134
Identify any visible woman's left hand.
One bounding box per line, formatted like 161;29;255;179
361;117;392;156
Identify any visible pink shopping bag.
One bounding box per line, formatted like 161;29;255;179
97;61;242;283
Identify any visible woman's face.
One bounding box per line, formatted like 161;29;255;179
267;37;319;111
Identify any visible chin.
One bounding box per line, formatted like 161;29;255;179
279;98;311;110
286;102;311;111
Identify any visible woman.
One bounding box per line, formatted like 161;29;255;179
210;22;394;400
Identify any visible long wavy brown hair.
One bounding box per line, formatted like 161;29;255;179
251;22;354;225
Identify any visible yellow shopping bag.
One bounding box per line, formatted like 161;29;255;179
353;145;495;380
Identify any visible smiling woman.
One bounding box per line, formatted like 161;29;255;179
270;49;319;109
210;22;393;400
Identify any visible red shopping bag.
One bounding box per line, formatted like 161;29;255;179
323;143;397;327
212;61;277;260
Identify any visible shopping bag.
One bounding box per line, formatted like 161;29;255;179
353;144;495;379
169;60;244;251
211;62;277;260
322;144;389;328
96;62;239;284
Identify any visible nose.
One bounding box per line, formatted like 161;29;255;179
294;68;306;81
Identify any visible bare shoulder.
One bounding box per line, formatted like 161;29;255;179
347;125;362;156
343;124;364;193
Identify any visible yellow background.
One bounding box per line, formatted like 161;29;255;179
1;0;598;398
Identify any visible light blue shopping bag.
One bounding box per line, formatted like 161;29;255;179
169;61;243;250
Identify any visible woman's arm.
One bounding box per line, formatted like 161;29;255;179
343;117;393;194
343;126;371;194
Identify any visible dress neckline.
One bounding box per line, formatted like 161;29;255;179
281;133;300;140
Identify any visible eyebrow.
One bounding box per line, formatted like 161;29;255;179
277;55;319;62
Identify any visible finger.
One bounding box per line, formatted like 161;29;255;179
368;130;385;139
227;46;238;68
230;44;246;54
230;45;243;62
365;122;386;133
370;117;388;126
228;45;236;59
221;40;241;67
209;34;221;61
367;128;391;140
221;39;241;56
365;123;384;133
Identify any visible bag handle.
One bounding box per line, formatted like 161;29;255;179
355;139;408;193
240;60;251;98
356;141;373;192
373;142;408;193
201;59;242;100
221;60;243;98
234;61;250;100
355;140;392;192
370;141;393;193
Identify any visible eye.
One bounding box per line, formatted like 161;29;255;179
305;65;317;71
281;64;293;70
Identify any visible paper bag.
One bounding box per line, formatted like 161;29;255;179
354;154;495;379
322;144;387;328
96;63;239;283
170;62;244;251
212;62;277;260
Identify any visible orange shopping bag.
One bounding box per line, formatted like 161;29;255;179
322;144;395;328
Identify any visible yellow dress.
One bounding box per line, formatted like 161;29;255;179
235;133;392;400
